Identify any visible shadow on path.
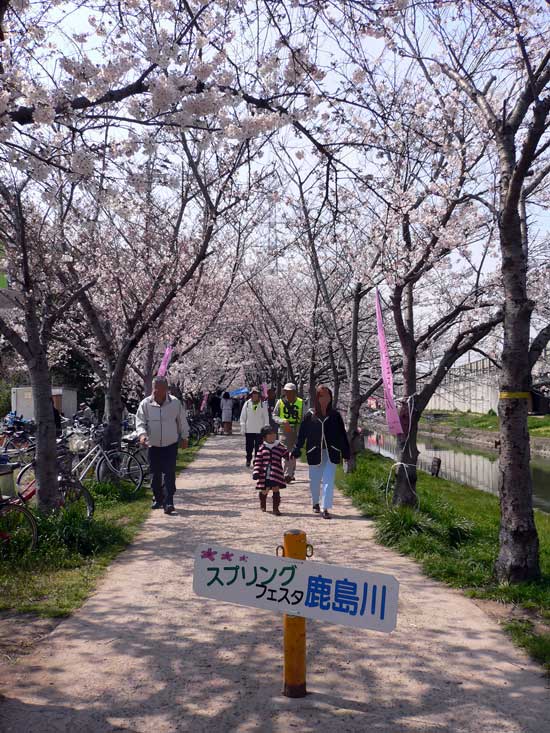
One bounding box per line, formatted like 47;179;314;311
1;436;549;733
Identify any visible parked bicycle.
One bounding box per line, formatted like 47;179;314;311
1;449;94;558
15;442;95;520
68;425;144;493
121;432;149;478
0;495;38;557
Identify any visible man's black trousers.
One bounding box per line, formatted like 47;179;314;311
245;433;262;463
148;442;178;506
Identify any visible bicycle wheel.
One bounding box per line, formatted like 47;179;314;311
3;438;33;468
96;450;143;493
0;502;38;558
59;479;95;520
15;461;36;493
132;447;150;476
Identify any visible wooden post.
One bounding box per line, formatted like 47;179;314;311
283;529;307;698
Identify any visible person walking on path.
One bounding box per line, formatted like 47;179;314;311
220;392;233;435
136;376;189;515
292;385;350;519
272;382;303;483
239;387;269;467
266;386;278;430
208;389;222;419
252;425;289;516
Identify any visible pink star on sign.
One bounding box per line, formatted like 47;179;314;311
201;548;217;561
239;555;248;562
221;552;234;561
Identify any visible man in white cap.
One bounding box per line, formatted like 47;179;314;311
239;386;269;467
272;383;304;482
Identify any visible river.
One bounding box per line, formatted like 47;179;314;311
365;430;550;513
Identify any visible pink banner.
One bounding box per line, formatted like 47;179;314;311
261;382;268;400
157;346;173;377
200;391;209;412
375;290;403;436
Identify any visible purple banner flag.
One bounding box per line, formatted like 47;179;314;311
157;346;173;377
261;382;268;400
375;290;403;436
200;391;209;412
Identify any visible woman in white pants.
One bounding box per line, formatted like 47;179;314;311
292;386;350;519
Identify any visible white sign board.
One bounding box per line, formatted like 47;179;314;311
193;543;399;633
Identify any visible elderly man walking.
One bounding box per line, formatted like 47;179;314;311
136;376;189;515
272;383;304;482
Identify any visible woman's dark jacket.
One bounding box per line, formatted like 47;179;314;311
291;409;350;466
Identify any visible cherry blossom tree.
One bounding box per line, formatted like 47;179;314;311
0;171;93;509
279;0;549;580
51;132;261;444
370;0;550;582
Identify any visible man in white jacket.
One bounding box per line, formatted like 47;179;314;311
239;386;269;467
136;376;189;514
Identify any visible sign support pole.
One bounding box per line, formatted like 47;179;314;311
282;529;307;698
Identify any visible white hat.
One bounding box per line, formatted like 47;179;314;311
283;382;297;391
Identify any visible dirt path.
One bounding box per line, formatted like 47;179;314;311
1;436;549;732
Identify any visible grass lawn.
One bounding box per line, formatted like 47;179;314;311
420;411;550;438
0;441;204;618
340;450;550;671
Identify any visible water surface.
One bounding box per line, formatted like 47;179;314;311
365;430;550;513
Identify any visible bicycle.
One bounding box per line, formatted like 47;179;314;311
16;444;95;521
121;433;149;479
0;496;38;557
69;426;144;493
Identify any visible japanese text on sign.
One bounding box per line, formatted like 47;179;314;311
193;544;399;633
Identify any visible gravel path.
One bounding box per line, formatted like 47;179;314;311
1;436;549;733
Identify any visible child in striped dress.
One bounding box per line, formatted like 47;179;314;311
252;425;289;516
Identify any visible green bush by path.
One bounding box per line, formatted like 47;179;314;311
0;443;204;617
0;487;151;616
420;411;550;437
340;450;550;670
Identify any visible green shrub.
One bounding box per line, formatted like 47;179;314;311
375;505;434;546
87;479;146;503
27;505;127;566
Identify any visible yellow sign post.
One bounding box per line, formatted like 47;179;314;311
282;529;308;698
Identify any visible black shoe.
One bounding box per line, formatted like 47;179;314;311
312;503;320;514
322;509;332;519
151;501;163;510
246;461;251;468
164;504;175;515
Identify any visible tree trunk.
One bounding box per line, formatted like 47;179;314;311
345;398;362;474
495;210;540;582
393;283;419;507
327;342;340;408
345;283;362;472
29;350;60;512
393;401;419;507
143;341;156;397
103;369;125;448
308;347;316;409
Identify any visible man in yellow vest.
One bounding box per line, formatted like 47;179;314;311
272;382;303;482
